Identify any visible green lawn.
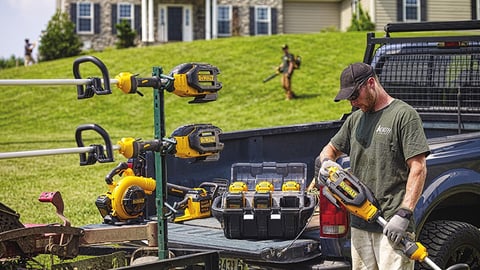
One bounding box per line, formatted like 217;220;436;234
0;31;366;226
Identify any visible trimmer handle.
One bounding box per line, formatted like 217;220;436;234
72;55;112;99
75;124;114;165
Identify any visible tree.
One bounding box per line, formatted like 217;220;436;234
347;3;375;32
39;11;82;61
116;19;136;49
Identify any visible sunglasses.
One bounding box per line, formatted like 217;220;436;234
347;65;371;101
347;86;362;101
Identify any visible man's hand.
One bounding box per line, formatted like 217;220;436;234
383;208;412;245
319;159;342;182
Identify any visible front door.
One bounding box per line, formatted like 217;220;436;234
168;7;183;41
158;5;193;42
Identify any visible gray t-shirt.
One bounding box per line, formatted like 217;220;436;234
330;99;430;232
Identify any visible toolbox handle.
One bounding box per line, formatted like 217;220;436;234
75;124;114;165
72;55;112;99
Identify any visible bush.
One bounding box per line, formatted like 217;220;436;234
0;55;23;69
116;20;137;49
348;4;375;32
39;11;82;61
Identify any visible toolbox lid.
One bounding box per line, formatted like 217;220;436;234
231;162;307;191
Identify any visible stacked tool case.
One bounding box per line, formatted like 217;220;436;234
211;162;316;239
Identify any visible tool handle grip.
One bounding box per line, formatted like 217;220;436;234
72;56;112;99
75;124;114;165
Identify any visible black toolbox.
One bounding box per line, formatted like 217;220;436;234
211;162;316;239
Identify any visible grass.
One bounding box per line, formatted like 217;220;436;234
0;31;367;226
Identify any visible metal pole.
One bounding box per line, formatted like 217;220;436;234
152;66;168;260
0;79;118;86
0;145;120;160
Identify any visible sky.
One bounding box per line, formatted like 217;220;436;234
0;0;56;59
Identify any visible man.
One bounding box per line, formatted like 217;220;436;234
280;44;296;100
24;38;36;66
317;62;430;270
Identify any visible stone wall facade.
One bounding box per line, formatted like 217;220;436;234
61;0;282;51
216;0;283;36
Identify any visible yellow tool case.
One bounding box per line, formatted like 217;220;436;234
211;162;317;239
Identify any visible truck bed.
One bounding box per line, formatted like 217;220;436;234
168;216;323;265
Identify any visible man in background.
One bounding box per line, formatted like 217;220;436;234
24;38;36;66
280;44;296;100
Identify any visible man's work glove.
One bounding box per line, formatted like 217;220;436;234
318;159;342;182
383;208;412;245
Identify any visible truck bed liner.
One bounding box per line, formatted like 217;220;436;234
167;217;322;264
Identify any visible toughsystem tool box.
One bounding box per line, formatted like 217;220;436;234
211;162;317;239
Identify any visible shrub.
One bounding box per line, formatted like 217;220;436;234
116;19;137;49
39;11;82;61
348;4;375;32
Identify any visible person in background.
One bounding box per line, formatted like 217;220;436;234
280;44;296;100
317;62;430;270
24;38;36;66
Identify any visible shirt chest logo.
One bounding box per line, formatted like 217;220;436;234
375;124;392;136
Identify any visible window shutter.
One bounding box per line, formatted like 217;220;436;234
397;0;403;21
271;8;277;34
420;0;427;21
70;3;77;33
135;5;141;36
94;3;101;34
249;7;255;35
112;4;117;35
472;0;477;20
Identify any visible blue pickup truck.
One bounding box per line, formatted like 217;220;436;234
157;21;480;270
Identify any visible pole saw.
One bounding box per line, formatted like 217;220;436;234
320;167;470;270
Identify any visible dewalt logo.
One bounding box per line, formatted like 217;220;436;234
339;180;358;199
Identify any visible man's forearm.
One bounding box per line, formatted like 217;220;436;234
402;154;427;211
319;142;341;162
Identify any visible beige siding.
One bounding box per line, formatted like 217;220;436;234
374;0;397;31
339;0;352;31
427;0;471;21
284;1;341;32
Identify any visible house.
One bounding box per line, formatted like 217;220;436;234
56;0;480;52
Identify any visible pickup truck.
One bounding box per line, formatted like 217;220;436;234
144;21;480;270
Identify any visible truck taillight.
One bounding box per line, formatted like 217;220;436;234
319;186;349;238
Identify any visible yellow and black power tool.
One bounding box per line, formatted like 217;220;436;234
115;63;222;103
171;124;224;161
95;162;156;225
320;167;449;270
96;124;224;225
167;181;227;223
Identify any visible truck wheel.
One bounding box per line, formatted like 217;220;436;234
415;220;480;270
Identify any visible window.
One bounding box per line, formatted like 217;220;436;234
218;5;232;36
118;3;134;27
255;6;271;35
78;2;93;33
404;0;420;22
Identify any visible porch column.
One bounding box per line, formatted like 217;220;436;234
205;0;211;40
142;0;147;42
148;0;154;42
212;0;217;39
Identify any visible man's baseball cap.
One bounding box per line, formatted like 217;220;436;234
282;44;288;49
335;63;374;102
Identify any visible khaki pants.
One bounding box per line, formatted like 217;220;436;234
351;227;414;270
24;55;35;66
